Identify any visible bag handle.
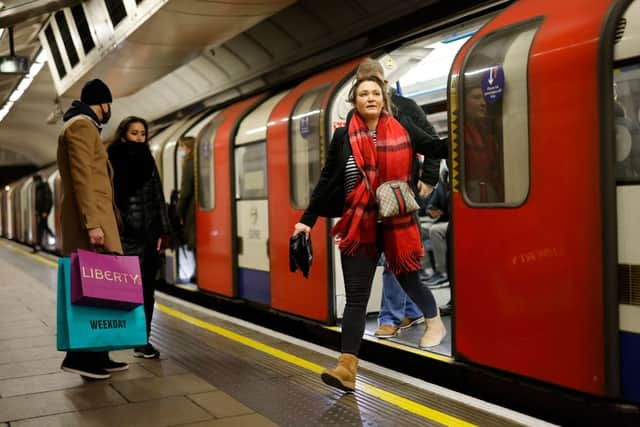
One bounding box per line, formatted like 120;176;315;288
357;166;376;197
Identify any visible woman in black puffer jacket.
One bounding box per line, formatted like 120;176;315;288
107;116;170;359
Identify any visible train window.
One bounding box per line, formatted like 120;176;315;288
289;86;329;209
613;65;640;183
44;26;66;79
55;11;79;68
235;143;267;200
460;20;540;206
196;116;223;210
71;4;95;55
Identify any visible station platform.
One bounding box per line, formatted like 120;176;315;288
0;240;555;427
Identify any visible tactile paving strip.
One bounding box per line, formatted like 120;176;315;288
150;300;527;427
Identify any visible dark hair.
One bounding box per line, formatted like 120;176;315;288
32;174;42;182
105;116;148;148
347;75;392;114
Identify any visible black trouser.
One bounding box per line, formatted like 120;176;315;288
140;247;160;339
64;350;109;366
36;213;53;247
340;250;437;355
122;240;161;341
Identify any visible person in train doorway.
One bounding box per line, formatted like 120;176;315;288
33;174;53;252
354;58;443;339
107;116;171;359
57;78;129;379
176;136;197;283
292;74;448;392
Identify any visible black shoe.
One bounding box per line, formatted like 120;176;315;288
439;301;453;316
103;359;129;372
61;359;111;379
134;343;160;359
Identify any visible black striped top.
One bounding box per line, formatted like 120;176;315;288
344;130;376;196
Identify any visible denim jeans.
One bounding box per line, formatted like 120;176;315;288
378;268;423;326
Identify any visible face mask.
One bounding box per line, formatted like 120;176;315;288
177;149;186;160
100;104;111;125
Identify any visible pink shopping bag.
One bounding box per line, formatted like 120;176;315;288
70;248;143;310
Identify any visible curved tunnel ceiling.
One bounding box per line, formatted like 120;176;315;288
0;0;503;167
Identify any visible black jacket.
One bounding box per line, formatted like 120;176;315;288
299;115;448;227
108;141;170;257
391;92;441;187
35;181;53;214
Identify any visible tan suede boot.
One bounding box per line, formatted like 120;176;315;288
320;353;358;392
419;312;447;348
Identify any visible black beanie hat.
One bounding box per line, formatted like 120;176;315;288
80;79;112;105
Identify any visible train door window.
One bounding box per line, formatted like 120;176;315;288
289;85;329;209
460;20;541;206
613;65;640;183
195;113;223;210
235;145;267;200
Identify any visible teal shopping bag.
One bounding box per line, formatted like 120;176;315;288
57;257;148;351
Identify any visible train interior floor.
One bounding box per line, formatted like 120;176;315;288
0;240;554;427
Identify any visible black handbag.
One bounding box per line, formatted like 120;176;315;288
289;234;313;278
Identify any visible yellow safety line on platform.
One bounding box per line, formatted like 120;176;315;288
157;303;476;427
0;240;58;268
3;239;475;427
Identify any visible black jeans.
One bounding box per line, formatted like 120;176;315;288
340;251;437;355
36;213;53;247
140;247;160;339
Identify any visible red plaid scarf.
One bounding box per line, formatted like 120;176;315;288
332;112;423;274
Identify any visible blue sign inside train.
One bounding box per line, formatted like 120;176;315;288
481;64;505;103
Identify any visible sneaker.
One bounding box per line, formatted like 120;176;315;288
400;316;425;329
104;359;129;372
61;360;111;379
374;324;399;338
134;343;160;359
425;272;449;289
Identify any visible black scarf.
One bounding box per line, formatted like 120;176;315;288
108;141;157;207
63;100;102;129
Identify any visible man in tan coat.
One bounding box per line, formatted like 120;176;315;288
57;79;128;379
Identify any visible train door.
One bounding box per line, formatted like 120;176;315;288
149;115;204;284
196;96;262;297
0;188;5;237
233;92;288;305
6;187;14;239
450;0;617;396
44;169;58;251
267;60;359;322
174;110;219;285
610;0;640;403
52;171;63;253
20;179;33;243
